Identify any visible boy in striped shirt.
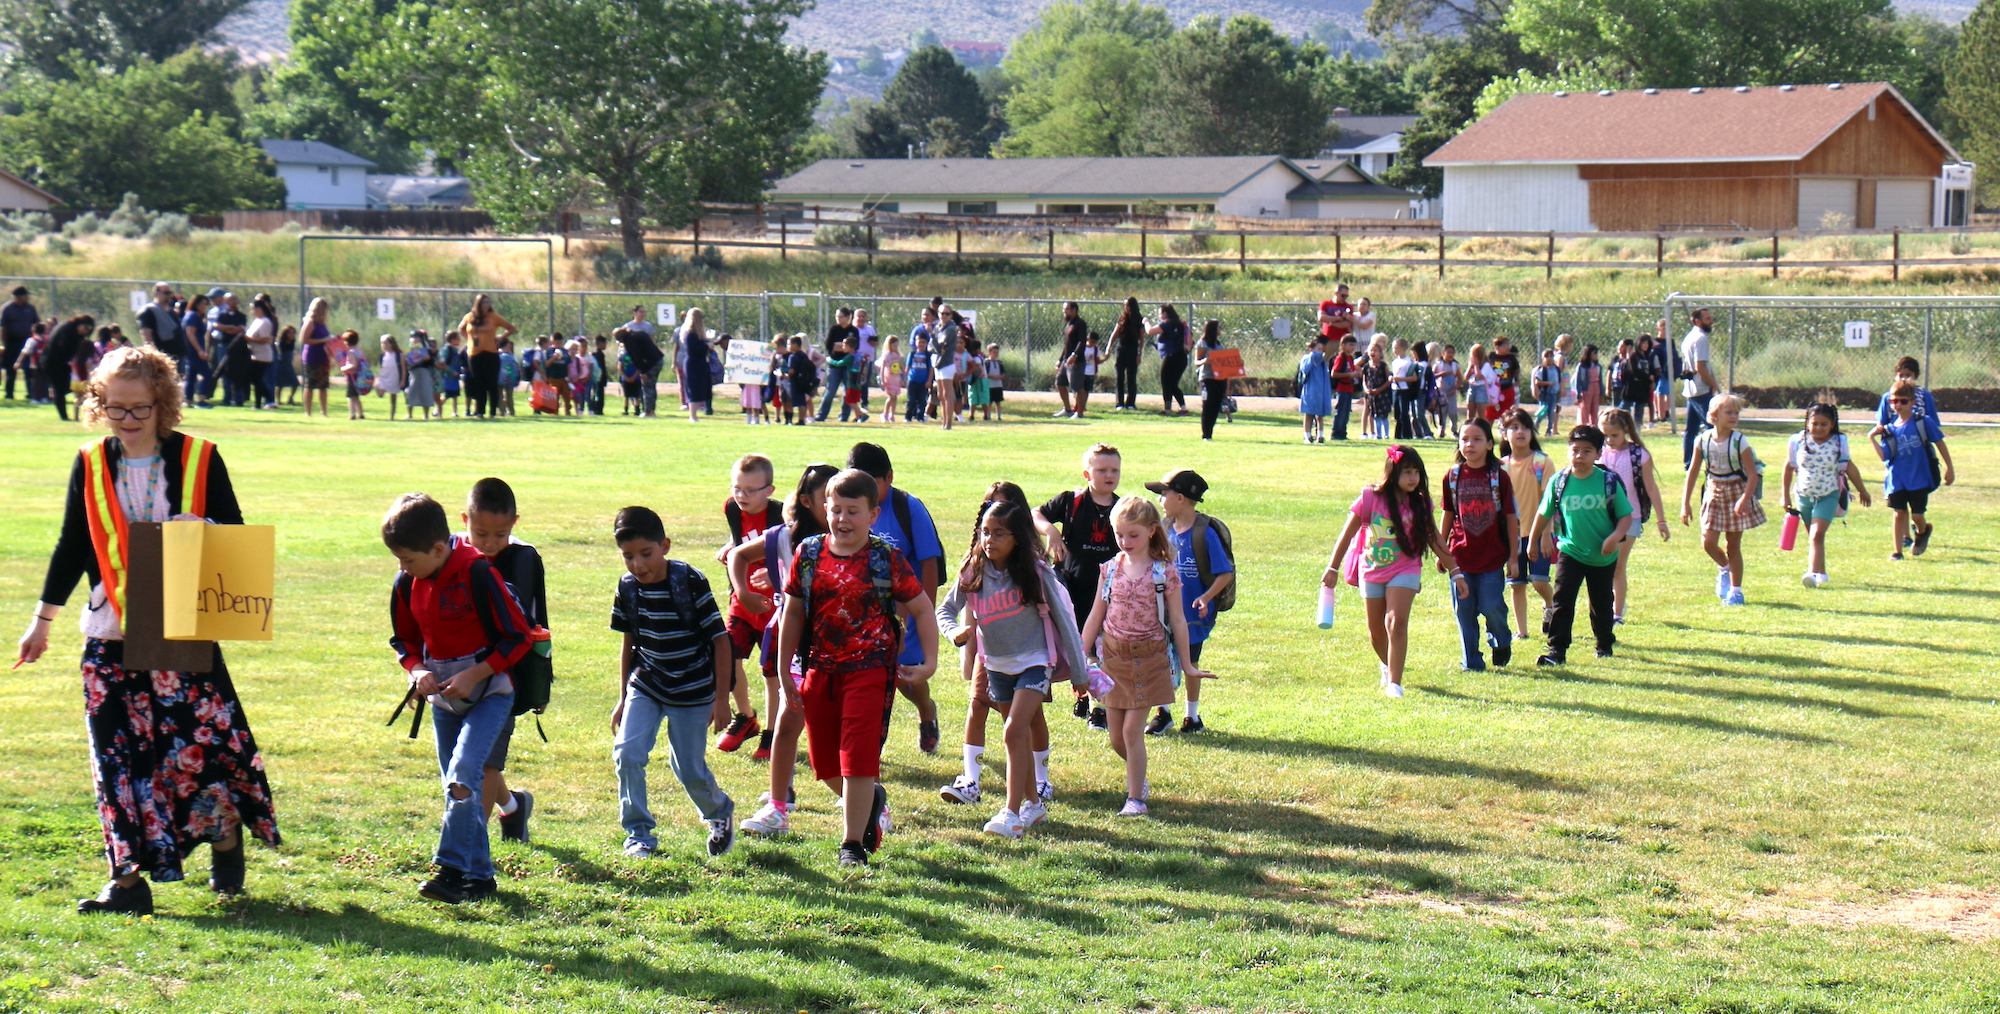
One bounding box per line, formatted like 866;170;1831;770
610;506;735;859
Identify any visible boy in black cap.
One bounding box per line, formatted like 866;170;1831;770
1144;469;1232;734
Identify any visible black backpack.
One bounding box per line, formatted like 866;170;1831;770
1190;512;1235;613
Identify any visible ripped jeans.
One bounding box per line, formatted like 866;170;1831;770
426;654;513;879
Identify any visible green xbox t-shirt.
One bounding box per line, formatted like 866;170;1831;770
1538;466;1632;567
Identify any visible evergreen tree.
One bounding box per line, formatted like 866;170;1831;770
1946;0;1999;206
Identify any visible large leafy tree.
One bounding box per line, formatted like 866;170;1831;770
243;0;421;173
870;45;992;156
1946;0;1999;206
1000;0;1174;157
0;0;249;78
1319;53;1419;116
360;0;824;258
0;51;285;210
1131;15;1336;158
1381;34;1542;197
1505;0;1906;89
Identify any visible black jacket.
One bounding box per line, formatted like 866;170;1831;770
40;433;242;606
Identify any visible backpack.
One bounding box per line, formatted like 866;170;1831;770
889;488;916;548
1547;467;1632;540
387;557;550;740
1700;429;1765;500
792;533;902;669
1444;463;1508;545
1190;512;1235;613
1295;353;1313;393
1789;432;1853;518
498;354;520;388
1097;556;1182;683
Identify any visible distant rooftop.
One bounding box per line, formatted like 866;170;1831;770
1328;115;1417;149
258;139;376;168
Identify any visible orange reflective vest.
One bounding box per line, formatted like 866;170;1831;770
80;434;215;623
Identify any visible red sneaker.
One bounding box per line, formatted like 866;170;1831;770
751;728;773;762
717;713;760;752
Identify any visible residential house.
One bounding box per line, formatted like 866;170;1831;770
258;139;376;210
366;175;473;209
1322;112;1416;179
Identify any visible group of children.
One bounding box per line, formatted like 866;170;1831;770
378;440;1235;895
747;304;1011;428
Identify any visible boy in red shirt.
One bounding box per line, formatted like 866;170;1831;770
716;454;777;757
384;493;532;904
775;468;939;867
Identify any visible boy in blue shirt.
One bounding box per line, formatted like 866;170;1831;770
1146;470;1232;734
847;442;946;752
904;325;934;422
1870;378;1954;561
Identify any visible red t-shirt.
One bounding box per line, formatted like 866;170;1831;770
724;499;777;629
1319;299;1354;340
1441;462;1517;575
784;538;924;673
1330;352;1359;394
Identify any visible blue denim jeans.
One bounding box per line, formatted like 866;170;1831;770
1683;394;1712;469
1332;390;1354;439
817;365;848;421
1452;568;1511;670
182;353;215;401
613;685;733;850
904;381;930;421
430;686;514;879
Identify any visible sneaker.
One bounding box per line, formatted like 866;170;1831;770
1812;573;1830;588
1724;589;1746;606
1801;572;1817;589
1536;653;1565;667
717;713;760;752
1903;534;1914;549
1889;552;1904;562
918;720;940;754
752;728;773;762
861;783;889;852
1379;661;1391;684
1037;780;1055;803
1116;799;1149;818
1020;800;1049;828
706;818;735;857
1383;681;1404;699
1612;615;1625;626
1073;696;1091;720
742;801;792;835
1145;707;1173;735
1088;706;1107;732
1051;409;1072;418
1715;568;1731;600
1179;715;1205;734
1541;605;1554;635
1913;524;1932;557
208;841;246;895
622;841;656;858
77;879;153;915
838;840;869;867
940;775;981;804
462;876;498;902
1596;646;1614;659
983;808;1025;839
498;790;533;843
419;867;470;904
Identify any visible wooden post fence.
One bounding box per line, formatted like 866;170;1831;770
1546;231;1555;280
1771;232;1780;278
1334;231;1342;280
779;209;787;261
692;218;701;257
955;228;962;265
1140;228;1148;271
1656;234;1664;277
1437;231;1446;279
1238;232;1246;272
1048;230;1055;268
1892;230;1901;281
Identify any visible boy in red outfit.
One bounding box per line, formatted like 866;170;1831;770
775;468;939;867
384;492;532;905
716;453;777;756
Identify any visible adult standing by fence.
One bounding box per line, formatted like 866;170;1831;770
1680;307;1717;468
136;282;187;386
179;291;216;410
1194;320;1228;440
458;293;515;421
679;308;713;422
1056;301;1091;419
16;345;282;915
3;285;40;400
1111;298;1143;410
615;326;664;417
1318;284;1354;347
244;294;279;410
1149;303;1190;416
299;297;334;418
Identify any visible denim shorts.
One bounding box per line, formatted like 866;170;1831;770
1361;572;1422;598
987;664;1052;704
1508;535;1552;585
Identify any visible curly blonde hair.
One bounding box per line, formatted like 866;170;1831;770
81;345;183;433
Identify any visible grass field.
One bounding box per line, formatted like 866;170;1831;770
1;398;1998;1013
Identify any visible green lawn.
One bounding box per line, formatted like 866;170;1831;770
1;399;1997;1013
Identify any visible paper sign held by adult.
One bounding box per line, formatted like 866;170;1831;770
125;524;214;672
1209;349;1246;379
160;521;277;641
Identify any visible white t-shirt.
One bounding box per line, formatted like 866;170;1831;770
855;324;876;361
1681;326;1712;398
245;316;275;362
1390;355;1414;390
1351;310;1377;346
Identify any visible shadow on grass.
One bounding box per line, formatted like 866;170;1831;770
1636;641;1957;698
1051;821;1463;894
1518;668;1904;718
1418;687;1836;744
1205;733;1587;794
1849;582;2000;600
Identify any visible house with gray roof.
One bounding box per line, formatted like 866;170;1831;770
366;175;473;209
768;155;1420;220
1321;113;1417;178
259;140;376;210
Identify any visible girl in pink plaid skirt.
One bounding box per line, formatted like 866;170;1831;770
1679;394;1765;606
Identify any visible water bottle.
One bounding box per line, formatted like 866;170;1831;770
1779;508;1800;552
1316;585;1338;630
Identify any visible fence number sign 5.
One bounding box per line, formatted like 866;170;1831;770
656;303;677;328
1843;321;1871;348
376;298;395;321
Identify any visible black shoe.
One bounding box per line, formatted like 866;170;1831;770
918;720;940;754
419;867;470;904
498;790;533;844
1596;646;1614;659
78;879;152;915
838;840;869;867
1145;707;1173;736
861;783;888;853
1536;653;1565;667
209;841;245;895
707;818;736;857
1088;706;1108;732
1491;640;1513;668
1073;696;1091;720
1180;716;1205;734
1912;523;1933;557
462;876;498;902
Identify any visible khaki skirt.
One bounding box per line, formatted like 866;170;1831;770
1099;632;1174;710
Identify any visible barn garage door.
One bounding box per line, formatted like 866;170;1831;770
1798;178;1858;229
1875;180;1934;228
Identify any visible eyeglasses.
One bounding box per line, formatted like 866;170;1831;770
101;403;155;421
730;484;774;496
1889;397;1912;405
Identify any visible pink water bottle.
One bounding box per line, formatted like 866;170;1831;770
1779;508;1800;551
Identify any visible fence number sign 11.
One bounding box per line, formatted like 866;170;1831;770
376;298;395;321
656;303;677;328
1844;321;1871;348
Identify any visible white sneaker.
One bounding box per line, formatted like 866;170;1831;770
1019;800;1049;828
1383;681;1405;699
1801;572;1816;588
1716;568;1732;600
983;808;1024;839
939;775;981;804
741;801;791;835
1813;573;1830;588
1036;780;1055;803
1379;662;1391;684
877;802;894;841
623;841;656;858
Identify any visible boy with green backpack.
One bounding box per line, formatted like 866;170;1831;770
1145;469;1233;734
1529;425;1633;667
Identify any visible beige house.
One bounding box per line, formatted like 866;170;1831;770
0;170;61;211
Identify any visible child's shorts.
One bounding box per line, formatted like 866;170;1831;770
1361;572;1422;598
1887;488;1931;514
1098;634;1173;710
988;387;1005;403
1796;492;1840;523
986;665;1050;704
726;614;766;665
1509;535;1552;585
799;666;896;780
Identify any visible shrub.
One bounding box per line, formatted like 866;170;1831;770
698;244;725;271
61;212;100;237
43;235;72;256
102;219;143;239
108;192;154;232
1167;228;1212;255
813;224;876;249
145;214;192;243
1949;233;1973;256
591;249;720;289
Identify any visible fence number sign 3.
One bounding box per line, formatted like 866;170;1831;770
1844;321;1871;348
656;303;677;328
376;298;395;321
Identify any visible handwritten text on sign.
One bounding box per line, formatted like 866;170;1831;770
161;522;276;641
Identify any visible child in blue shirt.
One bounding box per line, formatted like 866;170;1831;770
1870;378;1954;561
1145;469;1232;735
904;332;934;422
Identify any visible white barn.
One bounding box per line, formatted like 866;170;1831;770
259;140;376;210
